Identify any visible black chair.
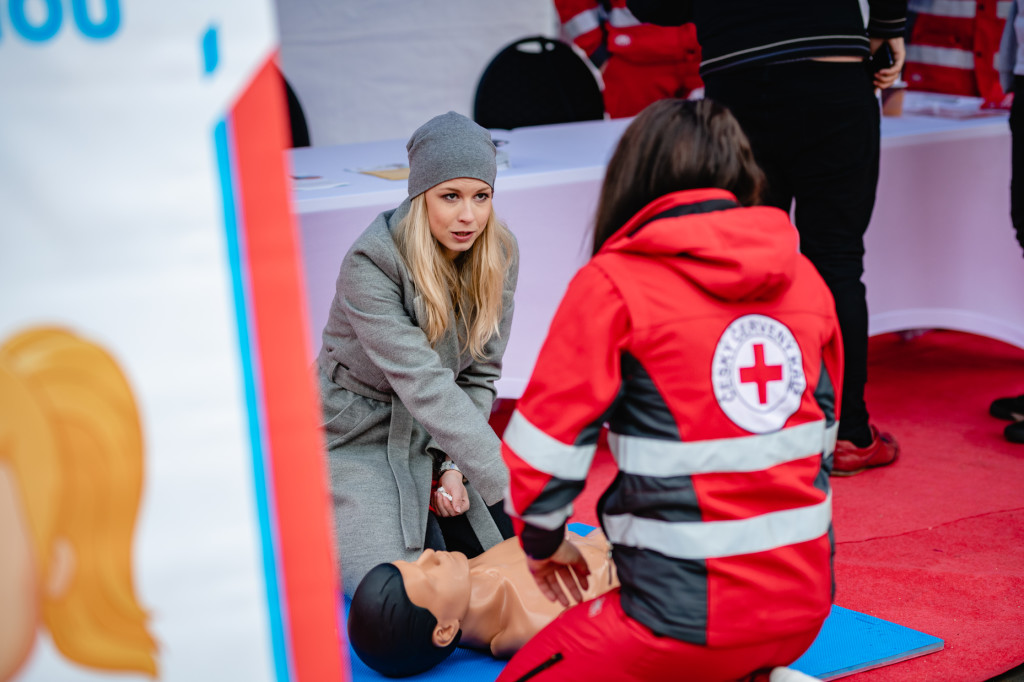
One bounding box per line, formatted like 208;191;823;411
275;68;310;148
473;36;605;130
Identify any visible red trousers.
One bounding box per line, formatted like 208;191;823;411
496;589;821;682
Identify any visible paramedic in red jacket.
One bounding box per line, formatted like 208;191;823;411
555;0;703;117
498;99;843;682
905;0;1009;105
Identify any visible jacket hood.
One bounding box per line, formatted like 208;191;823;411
598;188;800;302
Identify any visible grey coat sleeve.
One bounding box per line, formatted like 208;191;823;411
338;238;511;504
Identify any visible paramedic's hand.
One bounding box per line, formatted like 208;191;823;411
870;36;905;90
526;538;591;608
435;470;470;517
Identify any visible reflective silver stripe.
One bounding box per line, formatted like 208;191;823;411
503;410;596;481
503;487;573;531
998;0;1012;19
608;6;641;28
522;503;575;531
824;422;838;457
907;44;976;70
562;8;601;41
604;493;832;560
918;0;978;18
609;421;828;477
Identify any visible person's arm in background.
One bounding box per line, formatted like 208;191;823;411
555;0;609;68
867;0;908;88
625;0;693;26
502;265;631;606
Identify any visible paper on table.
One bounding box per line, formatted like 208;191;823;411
350;163;410;181
291;176;352;190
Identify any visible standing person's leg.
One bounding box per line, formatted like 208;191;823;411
1012;75;1024;255
786;62;879;448
702;66;796;215
994;75;1024;444
783;62;898;468
707;61;897;469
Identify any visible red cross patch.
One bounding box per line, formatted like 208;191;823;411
711;314;806;433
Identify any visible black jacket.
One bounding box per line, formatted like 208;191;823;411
627;0;907;75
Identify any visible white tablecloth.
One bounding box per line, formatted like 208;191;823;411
289;103;1022;398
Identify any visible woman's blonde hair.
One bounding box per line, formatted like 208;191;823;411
0;327;157;676
394;194;515;361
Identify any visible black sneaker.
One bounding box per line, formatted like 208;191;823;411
1006;421;1024;444
989;394;1024;421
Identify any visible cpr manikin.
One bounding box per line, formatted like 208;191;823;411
346;529;617;677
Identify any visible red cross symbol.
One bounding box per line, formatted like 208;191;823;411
739;343;783;405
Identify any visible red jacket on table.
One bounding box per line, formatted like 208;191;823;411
905;0;1012;103
557;0;699;64
502;188;843;647
556;0;702;116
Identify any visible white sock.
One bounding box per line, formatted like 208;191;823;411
769;667;823;682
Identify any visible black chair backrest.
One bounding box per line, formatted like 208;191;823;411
271;67;312;148
474;36;604;130
283;76;311;148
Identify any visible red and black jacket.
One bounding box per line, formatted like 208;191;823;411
502;189;843;647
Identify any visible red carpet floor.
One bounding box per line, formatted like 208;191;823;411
491;330;1024;681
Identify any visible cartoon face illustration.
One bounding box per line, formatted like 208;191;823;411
0;327;158;681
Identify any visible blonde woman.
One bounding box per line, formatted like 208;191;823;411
0;327;157;681
316;111;519;597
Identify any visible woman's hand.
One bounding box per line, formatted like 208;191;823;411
526;538;591;608
434;469;470;517
870;37;905;90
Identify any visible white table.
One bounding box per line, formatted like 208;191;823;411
290;103;1023;398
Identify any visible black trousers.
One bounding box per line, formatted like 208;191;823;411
1011;75;1024;256
704;60;880;445
424;500;515;558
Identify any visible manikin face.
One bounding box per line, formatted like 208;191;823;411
423;178;493;259
0;461;39;681
394;549;472;631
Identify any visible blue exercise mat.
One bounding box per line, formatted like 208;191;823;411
344;523;943;681
791;605;943;680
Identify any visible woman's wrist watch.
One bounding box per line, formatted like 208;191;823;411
438;459;461;475
438;459;468;484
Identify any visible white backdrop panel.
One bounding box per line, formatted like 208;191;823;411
275;0;558;145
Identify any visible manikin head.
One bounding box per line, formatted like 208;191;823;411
347;549;472;677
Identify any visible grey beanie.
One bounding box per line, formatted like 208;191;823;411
406;111;497;199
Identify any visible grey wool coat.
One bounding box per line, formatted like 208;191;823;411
317;198;518;597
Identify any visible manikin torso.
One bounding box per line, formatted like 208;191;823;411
457;530;619;658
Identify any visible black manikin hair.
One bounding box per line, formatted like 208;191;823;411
348;563;461;677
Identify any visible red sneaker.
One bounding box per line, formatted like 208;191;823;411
832;425;899;477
